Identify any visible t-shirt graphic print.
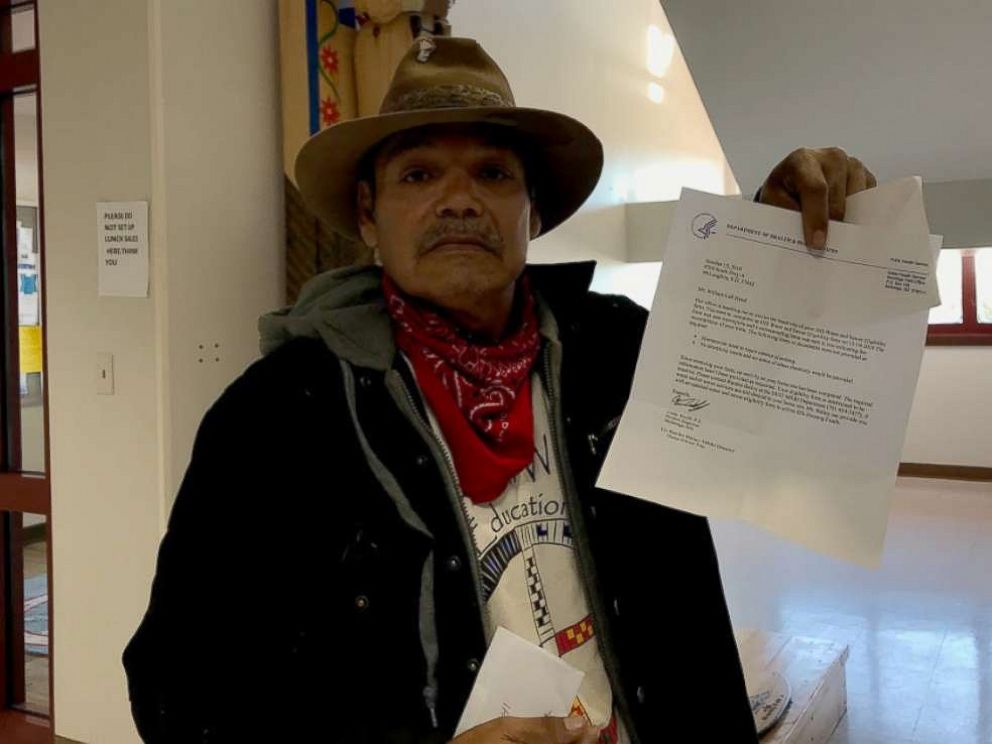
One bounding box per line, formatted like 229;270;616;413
439;377;629;744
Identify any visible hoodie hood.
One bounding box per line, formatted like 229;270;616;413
259;264;395;370
258;260;599;369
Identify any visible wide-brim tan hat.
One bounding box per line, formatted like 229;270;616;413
295;36;604;242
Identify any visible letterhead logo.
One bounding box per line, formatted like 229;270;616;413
691;213;718;240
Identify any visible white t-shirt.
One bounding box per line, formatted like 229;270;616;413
425;374;629;744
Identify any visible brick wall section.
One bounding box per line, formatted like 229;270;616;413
285;176;373;304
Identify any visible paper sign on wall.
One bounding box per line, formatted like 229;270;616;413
97;201;148;298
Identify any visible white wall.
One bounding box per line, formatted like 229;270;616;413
449;0;736;267
40;1;283;741
923;179;992;250
903;348;992;467
41;2;161;741
591;261;662;308
155;1;284;501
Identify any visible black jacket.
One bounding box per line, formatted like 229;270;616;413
123;262;757;743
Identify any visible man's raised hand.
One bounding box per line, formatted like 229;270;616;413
758;147;877;250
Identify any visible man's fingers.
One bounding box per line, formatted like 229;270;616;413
770;148;830;249
846;157;869;195
460;715;597;744
794;166;830;249
815;147;849;227
757;181;800;211
760;147;878;250
554;716;599;744
826;167;847;223
524;715;596;744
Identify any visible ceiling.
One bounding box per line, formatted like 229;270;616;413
661;0;992;193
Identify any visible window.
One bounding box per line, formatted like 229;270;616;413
927;248;992;345
976;249;992;324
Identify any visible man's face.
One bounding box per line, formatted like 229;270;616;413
357;126;540;313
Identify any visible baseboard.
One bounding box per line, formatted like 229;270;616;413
898;463;992;481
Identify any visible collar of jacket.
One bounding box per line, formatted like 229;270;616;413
257;261;598;368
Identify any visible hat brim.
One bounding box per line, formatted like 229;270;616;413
294;106;604;242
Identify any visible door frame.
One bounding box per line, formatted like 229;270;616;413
0;1;53;736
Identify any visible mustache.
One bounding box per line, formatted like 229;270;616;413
419;219;503;253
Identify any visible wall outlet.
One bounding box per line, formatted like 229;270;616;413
196;341;222;364
97;353;115;395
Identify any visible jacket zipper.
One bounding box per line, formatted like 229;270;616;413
386;369;492;631
423;685;439;730
541;342;642;744
389;368;493;731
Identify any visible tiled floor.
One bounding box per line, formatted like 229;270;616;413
23;538;50;715
711;477;992;744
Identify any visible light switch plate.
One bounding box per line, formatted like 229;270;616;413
97;352;115;395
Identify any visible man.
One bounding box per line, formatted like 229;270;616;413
123;37;875;743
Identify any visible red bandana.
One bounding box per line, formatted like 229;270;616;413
383;275;541;504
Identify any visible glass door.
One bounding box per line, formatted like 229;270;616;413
0;0;51;729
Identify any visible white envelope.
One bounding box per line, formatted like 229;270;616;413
454;626;585;736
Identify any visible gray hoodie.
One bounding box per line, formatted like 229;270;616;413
259;264;395;369
257;264;487;730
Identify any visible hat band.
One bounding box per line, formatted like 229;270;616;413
383;84;512;113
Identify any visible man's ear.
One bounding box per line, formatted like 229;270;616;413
529;202;542;240
356;181;378;248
